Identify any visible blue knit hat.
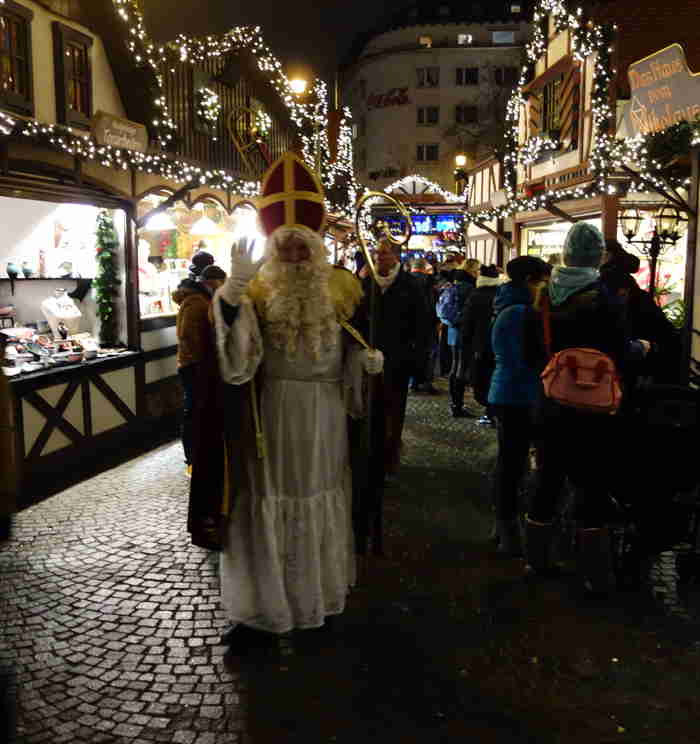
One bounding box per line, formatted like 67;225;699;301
562;223;604;268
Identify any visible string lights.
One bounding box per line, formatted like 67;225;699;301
195;87;222;139
384;175;467;204
471;0;617;223
0;0;361;214
110;0;361;216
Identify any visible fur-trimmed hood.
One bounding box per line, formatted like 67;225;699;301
476;275;501;288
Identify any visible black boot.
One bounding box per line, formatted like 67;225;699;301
449;376;464;416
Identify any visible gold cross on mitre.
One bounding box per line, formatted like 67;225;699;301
258;152;327;237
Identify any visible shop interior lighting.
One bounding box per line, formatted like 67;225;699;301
144;211;176;231
190;215;223;235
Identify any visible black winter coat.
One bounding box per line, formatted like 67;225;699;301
359;270;431;379
461;283;499;398
548;282;628;369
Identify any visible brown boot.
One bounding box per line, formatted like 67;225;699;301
577;527;614;597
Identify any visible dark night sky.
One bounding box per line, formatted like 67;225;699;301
142;0;409;79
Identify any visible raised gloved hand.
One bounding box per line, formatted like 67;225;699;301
361;348;384;376
220;236;265;304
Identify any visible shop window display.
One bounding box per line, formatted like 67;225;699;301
137;196;263;319
0;199;127;377
524;216;687;306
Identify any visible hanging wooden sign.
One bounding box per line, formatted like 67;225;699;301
91;111;148;153
621;43;700;137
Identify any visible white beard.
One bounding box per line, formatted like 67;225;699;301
258;259;337;360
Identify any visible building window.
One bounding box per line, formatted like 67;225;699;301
456;67;479;86
416;67;440;88
417;143;439;162
457;34;473;45
52;22;93;129
542;76;562;135
492;30;515;45
510;3;522;12
456;105;478;124
417;106;439;125
0;1;34;116
495;67;519;87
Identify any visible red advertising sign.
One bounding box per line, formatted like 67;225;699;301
367;88;410;109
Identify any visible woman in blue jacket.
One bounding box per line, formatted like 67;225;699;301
488;256;549;556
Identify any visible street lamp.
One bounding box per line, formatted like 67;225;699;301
289;78;308;95
618;205;688;298
454;153;467;195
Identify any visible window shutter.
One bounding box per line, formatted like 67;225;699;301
528;94;541;137
559;65;581;150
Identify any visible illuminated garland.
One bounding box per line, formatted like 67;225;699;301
470;0;617;223
195;87;222;138
0;2;360;217
517;133;559;166
111;1;361;217
11;119;259;195
384;175;467;204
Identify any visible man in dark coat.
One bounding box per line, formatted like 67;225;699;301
461;264;502;422
409;257;439;393
600;240;681;385
359;240;431;476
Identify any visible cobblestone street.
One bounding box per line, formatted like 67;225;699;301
3;385;700;743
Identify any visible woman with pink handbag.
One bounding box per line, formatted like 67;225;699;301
526;223;650;596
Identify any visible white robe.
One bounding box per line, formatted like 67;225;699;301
215;299;358;633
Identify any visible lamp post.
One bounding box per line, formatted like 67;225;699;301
618;205;687;299
454;153;467;196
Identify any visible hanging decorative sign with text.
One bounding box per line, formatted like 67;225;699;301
91;111;149;153
367;88;410;109
621;44;700;136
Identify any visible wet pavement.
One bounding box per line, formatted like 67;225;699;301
3;381;700;743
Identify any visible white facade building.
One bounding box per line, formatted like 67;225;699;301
343;2;532;194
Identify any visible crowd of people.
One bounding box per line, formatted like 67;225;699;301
171;151;685;653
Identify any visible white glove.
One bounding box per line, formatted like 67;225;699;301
219;236;264;305
361;348;384;376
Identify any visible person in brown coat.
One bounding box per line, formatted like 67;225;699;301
0;346;17;739
173;265;226;472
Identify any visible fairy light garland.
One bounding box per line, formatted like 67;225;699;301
110;1;361;216
195;87;222;138
517;134;560;166
384;175;467;204
470;0;618;223
0;1;360;214
11;119;259;196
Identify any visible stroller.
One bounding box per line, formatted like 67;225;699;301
607;384;700;588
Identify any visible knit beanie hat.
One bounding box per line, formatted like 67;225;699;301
200;264;226;281
189;250;214;277
506;256;548;283
480;264;499;278
562;223;604;268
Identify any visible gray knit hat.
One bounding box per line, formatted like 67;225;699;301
562;223;604;268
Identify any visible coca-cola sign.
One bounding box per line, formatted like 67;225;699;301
367;88;410;109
